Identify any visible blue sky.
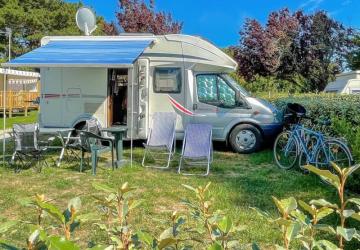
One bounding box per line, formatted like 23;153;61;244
67;0;360;47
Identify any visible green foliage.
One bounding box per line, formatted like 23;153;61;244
0;0;107;62
264;93;360;133
347;35;360;70
255;163;360;249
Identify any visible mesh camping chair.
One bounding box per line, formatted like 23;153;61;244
10;123;48;173
142;112;177;168
178;123;213;176
79;130;114;175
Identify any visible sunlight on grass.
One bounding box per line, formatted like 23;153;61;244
0;146;340;248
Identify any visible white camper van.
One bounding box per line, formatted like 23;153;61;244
324;70;360;94
4;34;282;153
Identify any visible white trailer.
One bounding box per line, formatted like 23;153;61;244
4;34;282;153
324;70;360;94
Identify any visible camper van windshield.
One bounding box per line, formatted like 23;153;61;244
221;74;251;97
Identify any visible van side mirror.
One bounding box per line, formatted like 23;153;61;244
236;92;250;108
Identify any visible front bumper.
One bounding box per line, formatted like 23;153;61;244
260;123;283;139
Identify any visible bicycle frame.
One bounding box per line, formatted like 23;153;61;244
285;124;332;164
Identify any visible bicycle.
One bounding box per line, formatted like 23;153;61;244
273;103;353;180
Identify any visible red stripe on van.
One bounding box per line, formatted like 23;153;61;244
168;95;194;116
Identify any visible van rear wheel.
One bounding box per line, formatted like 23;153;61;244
229;124;263;153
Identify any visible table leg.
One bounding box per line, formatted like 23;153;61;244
114;133;125;168
57;131;71;167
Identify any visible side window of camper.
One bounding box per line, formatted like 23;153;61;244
196;74;236;107
153;68;181;93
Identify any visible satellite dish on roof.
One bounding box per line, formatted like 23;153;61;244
76;7;97;36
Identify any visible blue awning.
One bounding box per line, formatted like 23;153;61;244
3;39;153;67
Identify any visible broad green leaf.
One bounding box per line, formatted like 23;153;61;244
159;227;174;240
208;242;223;250
218;216;232;234
136;231;154;246
330;162;342;175
342;209;355;218
182;184;198;193
314;224;336;234
0;239;19;250
272;196;297;216
286;222;301;243
46;236;80;250
310;199;338;209
304;165;340;189
290;209;310;226
336;226;356;241
346;198;360;206
298;200;315;216
35;200;65;225
317;207;334;221
343;164;360;179
252;242;261;250
0;221;16;234
28;229;40;245
314;240;340;250
92;183;116;193
67;197;81;212
158;238;176;249
350;213;360;222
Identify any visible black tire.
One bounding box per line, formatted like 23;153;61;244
229;124;263;153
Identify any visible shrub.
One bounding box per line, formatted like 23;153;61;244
263;93;360;156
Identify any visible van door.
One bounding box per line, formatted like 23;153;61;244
40;68;63;127
192;73;242;140
136;59;150;138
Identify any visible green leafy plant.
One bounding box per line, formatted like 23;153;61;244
92;182;144;249
0;194;86;250
254;162;360;250
304;163;360;249
183;182;243;250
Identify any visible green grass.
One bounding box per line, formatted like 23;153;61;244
0;145;358;249
0;110;38;129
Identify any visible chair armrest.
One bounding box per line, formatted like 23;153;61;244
80;131;114;145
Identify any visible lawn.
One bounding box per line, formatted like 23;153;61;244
2;142;357;249
0;110;38;129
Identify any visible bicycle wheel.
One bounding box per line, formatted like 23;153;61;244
274;131;299;170
315;139;352;183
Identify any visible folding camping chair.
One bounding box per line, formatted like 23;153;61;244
142;112;177;168
79;130;114;175
61;118;101;163
10;123;48;173
178;123;213;176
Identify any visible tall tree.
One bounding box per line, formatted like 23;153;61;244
347;35;360;70
0;0;107;61
232;9;354;92
114;0;183;35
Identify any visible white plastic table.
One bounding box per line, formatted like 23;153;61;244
39;127;74;166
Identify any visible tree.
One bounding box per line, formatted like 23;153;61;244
114;0;183;35
232;8;354;92
0;0;107;61
347;35;360;70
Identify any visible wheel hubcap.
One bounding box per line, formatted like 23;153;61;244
235;130;256;150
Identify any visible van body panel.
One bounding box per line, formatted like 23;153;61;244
22;34;283;148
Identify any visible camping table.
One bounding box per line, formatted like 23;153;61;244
39;127;74;167
101;126;127;167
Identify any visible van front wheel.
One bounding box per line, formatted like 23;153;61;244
229;124;263;153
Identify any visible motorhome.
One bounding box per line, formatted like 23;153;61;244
4;34;282;153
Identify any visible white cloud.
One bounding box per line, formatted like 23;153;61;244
299;0;324;11
342;0;352;6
